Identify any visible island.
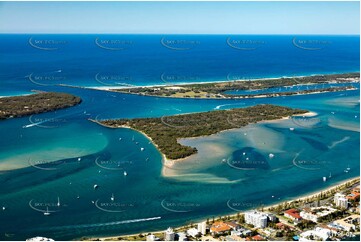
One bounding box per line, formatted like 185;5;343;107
0;92;82;120
112;73;359;99
95;104;307;160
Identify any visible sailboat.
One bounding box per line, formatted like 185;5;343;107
57;197;60;207
43;207;51;216
329;172;332;178
111;194;115;201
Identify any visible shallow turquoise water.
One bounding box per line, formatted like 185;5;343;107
0;35;359;240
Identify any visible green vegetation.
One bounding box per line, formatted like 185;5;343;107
115;73;359;99
0;92;81;120
99;104;307;160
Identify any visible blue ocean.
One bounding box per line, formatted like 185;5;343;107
0;34;359;240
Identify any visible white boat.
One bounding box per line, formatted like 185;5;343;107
111;194;114;201
346;165;350;171
269;153;274;158
329;172;332;178
323;177;327;182
2;206;5;211
93;184;99;189
57;197;60;207
119;137;122;141
44;207;51;216
242;152;246;156
123;171;127;176
77;157;81;161
289;127;295;131
140;147;145;151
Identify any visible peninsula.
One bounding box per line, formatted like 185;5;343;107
112;73;359;99
0;92;82;120
96;104;307;160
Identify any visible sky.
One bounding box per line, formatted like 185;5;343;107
0;1;359;34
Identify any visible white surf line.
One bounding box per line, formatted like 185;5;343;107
41;217;162;231
328;136;350;149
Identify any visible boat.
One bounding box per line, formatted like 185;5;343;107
77;157;81;161
323;177;327;182
145;157;149;161
269;153;274;158
242;152;246;156
119;137;122;141
329;172;332;178
123;171;127;176
140;147;145;151
57;197;60;207
111;194;114;201
2;206;5;211
346;165;350;171
43;207;50;216
289;127;295;131
93;184;99;189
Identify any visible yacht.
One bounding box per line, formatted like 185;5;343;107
111;194;115;201
57;197;60;207
124;171;128;176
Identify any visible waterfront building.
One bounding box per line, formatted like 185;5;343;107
244;210;268;228
210;221;233;234
164;227;175;241
177;232;187;241
299;227;332;241
300;206;337;223
146;234;160;241
284;209;302;222
334;193;349;208
186;228;199;238
333;214;360;232
197;221;207;235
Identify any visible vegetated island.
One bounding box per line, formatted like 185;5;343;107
0;92;82;120
112;72;359;99
95;104;307;160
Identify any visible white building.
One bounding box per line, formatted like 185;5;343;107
165;227;175;241
300;206;337;223
244;210;268;228
187;227;199;238
334;193;348;209
177;232;187;241
197;221;207;235
146;234;160;241
299;227;332;241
